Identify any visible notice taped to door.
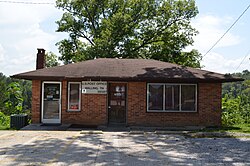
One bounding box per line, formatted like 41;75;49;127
82;81;107;94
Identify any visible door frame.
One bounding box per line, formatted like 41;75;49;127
41;81;62;124
107;82;128;125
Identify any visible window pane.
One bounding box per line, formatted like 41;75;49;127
69;83;80;110
165;85;179;111
148;84;163;110
181;85;196;111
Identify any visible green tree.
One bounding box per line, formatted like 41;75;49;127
45;51;59;67
0;73;7;112
18;79;32;111
222;70;250;126
56;0;201;67
4;82;23;115
0;73;31;115
222;95;243;126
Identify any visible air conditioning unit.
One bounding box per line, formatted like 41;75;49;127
10;114;28;129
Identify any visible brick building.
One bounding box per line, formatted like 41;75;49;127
12;49;243;127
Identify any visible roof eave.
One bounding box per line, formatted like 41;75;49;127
11;75;244;83
65;76;244;83
10;75;65;81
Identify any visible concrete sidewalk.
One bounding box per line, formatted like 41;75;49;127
21;124;204;131
21;124;71;131
0;130;249;165
21;124;250;138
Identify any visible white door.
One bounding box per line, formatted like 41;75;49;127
42;82;61;124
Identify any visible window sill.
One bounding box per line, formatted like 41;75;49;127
147;110;197;113
67;110;81;112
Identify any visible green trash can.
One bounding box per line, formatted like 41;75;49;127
10;114;28;129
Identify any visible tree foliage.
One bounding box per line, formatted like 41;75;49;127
56;0;201;67
0;112;10;128
0;73;31;115
4;82;23;115
222;70;250;126
0;73;8;110
45;51;59;67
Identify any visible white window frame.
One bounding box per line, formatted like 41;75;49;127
68;82;81;112
147;83;197;112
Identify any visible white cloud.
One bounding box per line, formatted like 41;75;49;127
202;52;250;74
186;14;249;73
0;2;56;25
15;24;56;51
0;2;67;76
0;44;5;62
190;15;241;52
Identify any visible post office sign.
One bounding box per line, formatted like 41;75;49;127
82;81;107;94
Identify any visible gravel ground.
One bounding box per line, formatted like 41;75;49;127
0;130;249;166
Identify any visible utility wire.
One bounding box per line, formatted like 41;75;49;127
234;48;250;73
203;3;250;58
0;0;54;5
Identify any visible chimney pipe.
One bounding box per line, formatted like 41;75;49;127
36;48;45;70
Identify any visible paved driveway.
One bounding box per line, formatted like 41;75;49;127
0;130;249;165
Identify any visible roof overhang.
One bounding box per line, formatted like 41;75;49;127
11;75;244;83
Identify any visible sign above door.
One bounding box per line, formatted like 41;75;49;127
82;81;107;94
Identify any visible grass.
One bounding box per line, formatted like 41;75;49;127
0;124;10;130
201;124;250;133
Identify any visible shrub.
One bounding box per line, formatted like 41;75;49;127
4;82;24;115
0;112;10;127
222;96;246;126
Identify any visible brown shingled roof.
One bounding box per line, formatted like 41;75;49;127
11;58;243;83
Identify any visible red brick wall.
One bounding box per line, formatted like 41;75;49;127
31;80;41;123
31;80;221;127
31;80;107;125
127;82;222;127
198;83;222;126
61;81;107;125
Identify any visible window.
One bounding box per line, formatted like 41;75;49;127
148;84;163;110
165;85;179;111
68;82;81;111
181;85;196;111
147;84;197;112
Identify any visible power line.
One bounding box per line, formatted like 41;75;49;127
234;48;250;73
203;3;250;58
0;0;54;5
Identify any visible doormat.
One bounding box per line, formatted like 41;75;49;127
40;123;61;126
69;124;97;129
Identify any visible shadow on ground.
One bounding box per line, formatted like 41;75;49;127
0;129;250;165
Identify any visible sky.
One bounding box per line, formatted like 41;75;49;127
0;0;250;76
